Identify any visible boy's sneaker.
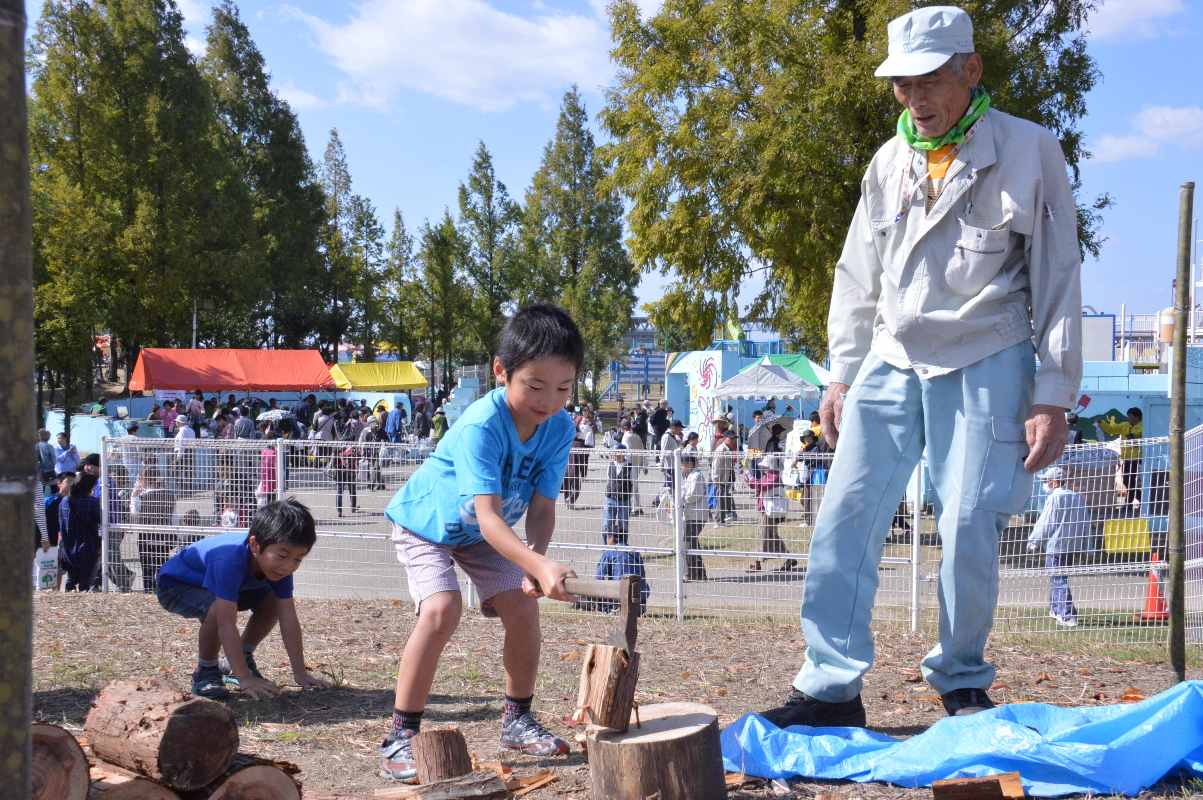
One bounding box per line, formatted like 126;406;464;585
941;687;995;716
379;729;418;782
191;665;230;701
218;652;265;689
760;690;866;729
1055;615;1078;628
500;712;570;756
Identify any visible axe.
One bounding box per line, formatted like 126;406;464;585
553;575;643;654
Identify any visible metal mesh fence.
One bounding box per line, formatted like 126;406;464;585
97;432;1197;645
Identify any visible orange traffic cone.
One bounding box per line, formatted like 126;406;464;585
1140;552;1169;623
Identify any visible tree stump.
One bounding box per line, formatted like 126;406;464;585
32;723;89;800
574;644;640;732
84;679;238;791
587;702;726;800
89;762;181;799
412;728;473;784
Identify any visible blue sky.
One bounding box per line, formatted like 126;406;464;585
25;0;1203;317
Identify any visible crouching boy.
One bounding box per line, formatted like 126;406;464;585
156;498;330;700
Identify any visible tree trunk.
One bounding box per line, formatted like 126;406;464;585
0;0;37;793
177;755;300;800
587;702;726;800
412;729;472;784
84;679;239;791
89;761;181;800
574;645;640;732
32;723;89;800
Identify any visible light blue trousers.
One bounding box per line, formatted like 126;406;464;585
795;341;1035;701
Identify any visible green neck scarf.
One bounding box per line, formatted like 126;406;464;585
897;89;991;151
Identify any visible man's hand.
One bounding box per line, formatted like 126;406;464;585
1024;404;1068;473
239;675;281;700
819;383;850;449
293;670;332;690
522;558;577;602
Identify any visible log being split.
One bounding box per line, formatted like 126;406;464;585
587;702;726;800
32;723;89;800
179;754;301;800
84;679;239;791
574;644;640;732
89;762;181;799
412;729;472;784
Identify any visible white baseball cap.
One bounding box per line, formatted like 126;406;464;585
874;6;975;78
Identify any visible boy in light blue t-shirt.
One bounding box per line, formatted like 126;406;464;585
379;304;584;782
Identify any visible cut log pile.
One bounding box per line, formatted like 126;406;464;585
32;679;301;800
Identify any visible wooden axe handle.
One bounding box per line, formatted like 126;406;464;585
563;577;626;601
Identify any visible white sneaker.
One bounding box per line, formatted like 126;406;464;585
1055;616;1078;628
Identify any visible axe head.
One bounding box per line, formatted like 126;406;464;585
606;575;642;654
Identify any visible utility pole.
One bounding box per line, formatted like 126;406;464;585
1169;181;1194;683
0;0;36;793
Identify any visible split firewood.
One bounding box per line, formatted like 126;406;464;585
84;679;238;791
574;644;640;733
370;771;510;799
32;723;89;800
89;761;181;799
932;771;1025;800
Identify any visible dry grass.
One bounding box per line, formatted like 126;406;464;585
33;593;1202;798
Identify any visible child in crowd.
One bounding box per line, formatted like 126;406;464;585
680;452;709;581
156;499;330;699
593;530;650;613
379;304;583;782
58;472;100;591
601;445;635;544
744;455;796;572
1027;467;1089;627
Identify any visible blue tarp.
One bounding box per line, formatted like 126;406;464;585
721;681;1203;796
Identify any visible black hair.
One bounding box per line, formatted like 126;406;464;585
249;498;317;551
496;303;585;376
72;472;98;498
1127;407;1143;420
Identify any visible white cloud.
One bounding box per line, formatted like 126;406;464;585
1087;0;1185;41
184;35;206;56
286;0;615;113
175;0;212;25
277;81;327;111
1091;105;1203;162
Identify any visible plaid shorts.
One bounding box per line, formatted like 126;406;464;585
391;524;524;617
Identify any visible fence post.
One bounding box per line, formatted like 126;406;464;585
910;459;924;633
100;435;110;593
275;437;286;501
672;448;685;621
1169;180;1194;682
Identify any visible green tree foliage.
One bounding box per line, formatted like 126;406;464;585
201;0;327;348
522;88;638;400
457;142;520;370
383;208;419;360
602;0;1107;356
415;213;468;390
348;194;388;359
29;0;252;389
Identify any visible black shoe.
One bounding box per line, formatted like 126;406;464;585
941;687;995;716
760;690;866;729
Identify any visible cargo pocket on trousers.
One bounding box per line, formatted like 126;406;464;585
975;418;1033;514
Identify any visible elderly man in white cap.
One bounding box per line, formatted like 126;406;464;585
760;6;1081;727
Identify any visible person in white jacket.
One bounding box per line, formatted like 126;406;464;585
761;5;1082;730
619;419;647;515
1026;467;1089;627
679;453;708;581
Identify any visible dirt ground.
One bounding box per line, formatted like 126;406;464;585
33;593;1203;798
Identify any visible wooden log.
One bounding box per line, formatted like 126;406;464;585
573;644;640;732
932;772;1025;800
89;762;181;799
84;679;238;791
412;728;473;784
370;771;510;799
32;723;89;800
587;702;726;800
176;755;301;800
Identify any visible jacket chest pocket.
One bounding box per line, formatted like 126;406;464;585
946;219;1011;296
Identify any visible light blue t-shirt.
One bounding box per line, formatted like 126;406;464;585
158;531;294;601
385;388;575;547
